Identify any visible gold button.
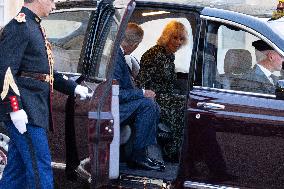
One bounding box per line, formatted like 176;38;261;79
45;75;50;82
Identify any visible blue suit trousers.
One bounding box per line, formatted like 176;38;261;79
122;98;160;151
0;122;53;189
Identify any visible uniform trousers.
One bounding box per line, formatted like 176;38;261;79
0;121;53;189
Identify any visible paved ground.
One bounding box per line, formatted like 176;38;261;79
53;169;90;189
53;162;178;189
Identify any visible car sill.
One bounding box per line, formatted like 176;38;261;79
184;181;240;189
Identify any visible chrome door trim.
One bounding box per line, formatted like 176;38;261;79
197;102;225;110
51;7;97;14
184;180;240;189
192;86;275;98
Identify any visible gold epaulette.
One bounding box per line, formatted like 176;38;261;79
14;13;26;23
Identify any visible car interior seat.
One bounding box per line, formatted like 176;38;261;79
219;49;253;89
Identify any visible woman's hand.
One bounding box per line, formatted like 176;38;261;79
144;89;156;99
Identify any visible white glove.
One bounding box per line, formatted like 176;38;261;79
10;109;28;134
74;85;93;100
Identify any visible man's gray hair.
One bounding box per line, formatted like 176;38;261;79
123;23;144;46
255;50;268;62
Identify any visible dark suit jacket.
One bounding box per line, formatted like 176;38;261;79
237;65;275;94
113;48;145;123
0;7;76;130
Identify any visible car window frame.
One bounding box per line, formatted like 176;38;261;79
43;8;97;75
194;15;284;97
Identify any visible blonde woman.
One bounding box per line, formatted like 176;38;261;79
136;20;188;161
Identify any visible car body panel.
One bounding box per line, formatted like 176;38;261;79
178;6;284;189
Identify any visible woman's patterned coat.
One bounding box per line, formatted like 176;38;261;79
136;45;185;161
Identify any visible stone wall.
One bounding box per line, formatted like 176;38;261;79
2;0;280;26
5;0;23;25
150;0;279;16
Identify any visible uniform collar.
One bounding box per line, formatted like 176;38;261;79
21;6;42;24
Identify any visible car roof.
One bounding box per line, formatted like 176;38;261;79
55;0;284;54
136;0;284;54
136;0;275;16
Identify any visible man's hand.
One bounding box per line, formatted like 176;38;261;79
10;109;28;134
75;85;93;100
144;90;156;99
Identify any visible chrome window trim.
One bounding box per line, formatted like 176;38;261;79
184;180;240;189
193;86;276;98
51;7;97;14
200;15;284;57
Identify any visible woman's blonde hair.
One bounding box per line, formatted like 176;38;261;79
157;20;188;47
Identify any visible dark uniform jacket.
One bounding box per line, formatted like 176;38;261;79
0;7;77;130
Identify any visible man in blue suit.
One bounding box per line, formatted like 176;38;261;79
113;23;165;171
0;0;91;188
238;40;284;94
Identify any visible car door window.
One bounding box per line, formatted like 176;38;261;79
201;21;283;95
95;21;118;79
42;10;92;73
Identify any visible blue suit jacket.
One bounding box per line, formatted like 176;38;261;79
239;65;275;94
113;48;144;122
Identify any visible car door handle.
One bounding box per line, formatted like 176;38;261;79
197;102;225;110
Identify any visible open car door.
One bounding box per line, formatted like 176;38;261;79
44;0;135;188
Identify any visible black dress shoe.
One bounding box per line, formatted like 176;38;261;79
151;158;166;170
127;156;165;171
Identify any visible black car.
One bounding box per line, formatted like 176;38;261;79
1;0;284;188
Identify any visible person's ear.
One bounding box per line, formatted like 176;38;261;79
130;42;139;52
133;42;140;48
267;51;274;61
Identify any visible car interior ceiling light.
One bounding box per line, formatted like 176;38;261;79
142;11;171;16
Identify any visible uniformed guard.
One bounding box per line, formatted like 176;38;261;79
0;0;91;188
271;0;284;20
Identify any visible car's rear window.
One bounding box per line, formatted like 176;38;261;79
42;10;92;73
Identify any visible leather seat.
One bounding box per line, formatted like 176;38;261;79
219;49;252;89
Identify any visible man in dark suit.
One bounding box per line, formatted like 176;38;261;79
113;23;164;171
239;40;284;94
0;0;91;188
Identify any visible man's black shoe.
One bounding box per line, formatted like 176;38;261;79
151;158;166;170
127;156;165;171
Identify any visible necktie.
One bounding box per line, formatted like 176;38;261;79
270;74;279;85
40;25;54;92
